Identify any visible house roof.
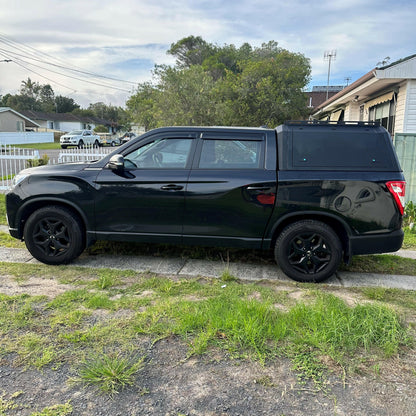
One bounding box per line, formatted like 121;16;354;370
313;53;416;116
0;107;40;127
20;110;115;126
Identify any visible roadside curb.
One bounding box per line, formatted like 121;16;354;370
1;246;415;291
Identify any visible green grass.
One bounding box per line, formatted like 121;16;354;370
403;228;416;249
75;353;145;395
12;142;60;150
0;194;6;226
0;262;412;393
342;254;416;275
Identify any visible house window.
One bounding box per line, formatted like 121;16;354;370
16;121;24;132
368;96;396;135
359;105;364;121
48;121;54;129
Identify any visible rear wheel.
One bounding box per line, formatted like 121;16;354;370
23;206;85;265
77;140;84;149
275;220;342;283
93;140;100;148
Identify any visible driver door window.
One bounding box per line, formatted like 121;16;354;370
125;138;193;169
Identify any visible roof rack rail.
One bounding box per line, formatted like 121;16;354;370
283;120;380;127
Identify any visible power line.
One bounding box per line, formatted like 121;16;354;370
0;44;137;85
0;32;138;93
0;50;77;92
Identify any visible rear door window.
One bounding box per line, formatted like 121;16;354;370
198;139;263;169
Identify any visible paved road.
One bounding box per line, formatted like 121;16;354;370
1;244;415;291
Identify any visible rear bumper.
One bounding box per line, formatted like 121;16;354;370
350;229;404;255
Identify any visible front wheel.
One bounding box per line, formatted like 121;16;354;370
77;140;84;149
23;206;85;265
275;220;342;283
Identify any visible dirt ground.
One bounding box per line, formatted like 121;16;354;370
0;275;416;416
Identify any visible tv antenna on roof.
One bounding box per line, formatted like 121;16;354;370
324;50;337;100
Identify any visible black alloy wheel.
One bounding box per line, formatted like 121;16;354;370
24;206;85;265
275;220;342;283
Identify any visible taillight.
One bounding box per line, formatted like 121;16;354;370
386;181;406;215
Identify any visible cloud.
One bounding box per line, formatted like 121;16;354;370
0;0;415;106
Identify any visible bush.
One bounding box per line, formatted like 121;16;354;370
94;124;108;133
404;201;415;232
26;154;49;168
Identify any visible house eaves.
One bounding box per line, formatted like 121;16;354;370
313;54;416;118
313;70;375;114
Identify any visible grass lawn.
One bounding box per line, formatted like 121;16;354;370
12;142;60;150
0;262;414;395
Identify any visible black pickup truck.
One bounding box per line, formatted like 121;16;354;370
6;121;406;282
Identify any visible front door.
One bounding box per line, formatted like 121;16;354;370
94;134;196;244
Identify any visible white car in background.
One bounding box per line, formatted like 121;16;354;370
60;130;101;149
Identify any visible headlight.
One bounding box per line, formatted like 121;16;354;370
12;173;29;188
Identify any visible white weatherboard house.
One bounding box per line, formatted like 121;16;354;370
312;54;416;202
0;107;52;144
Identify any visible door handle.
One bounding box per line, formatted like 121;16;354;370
161;184;183;191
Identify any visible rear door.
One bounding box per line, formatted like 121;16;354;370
183;131;277;248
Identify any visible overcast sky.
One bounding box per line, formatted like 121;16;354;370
0;0;415;108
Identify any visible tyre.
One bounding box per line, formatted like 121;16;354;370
23;206;85;265
110;141;116;147
61;145;67;149
275;220;342;283
77;140;84;149
93;140;100;148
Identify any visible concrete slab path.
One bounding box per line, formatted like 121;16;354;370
1;246;415;290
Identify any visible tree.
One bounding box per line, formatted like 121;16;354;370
126;82;160;131
20;78;41;100
167;35;216;68
127;37;311;129
219;49;311;126
55;95;79;113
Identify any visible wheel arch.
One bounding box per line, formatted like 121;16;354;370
16;198;92;245
268;212;352;263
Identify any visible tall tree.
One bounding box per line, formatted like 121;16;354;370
167;35;216;68
55;95;79;113
127;37;311;129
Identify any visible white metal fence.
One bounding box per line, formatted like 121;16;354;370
0;144;40;190
57;146;113;164
1;144;114;191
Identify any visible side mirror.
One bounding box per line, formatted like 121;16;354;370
107;154;125;172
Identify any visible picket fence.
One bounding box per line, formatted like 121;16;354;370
0;144;40;190
0;144;113;191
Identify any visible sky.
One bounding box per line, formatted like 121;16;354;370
0;0;415;109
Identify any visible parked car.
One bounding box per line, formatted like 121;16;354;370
99;134;120;147
120;132;137;144
6;121;406;283
60;130;101;149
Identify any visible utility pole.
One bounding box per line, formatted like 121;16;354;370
324;50;336;100
344;77;351;87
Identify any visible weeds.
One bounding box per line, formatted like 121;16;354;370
0;262;414;393
75;353;144;394
29;401;73;416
